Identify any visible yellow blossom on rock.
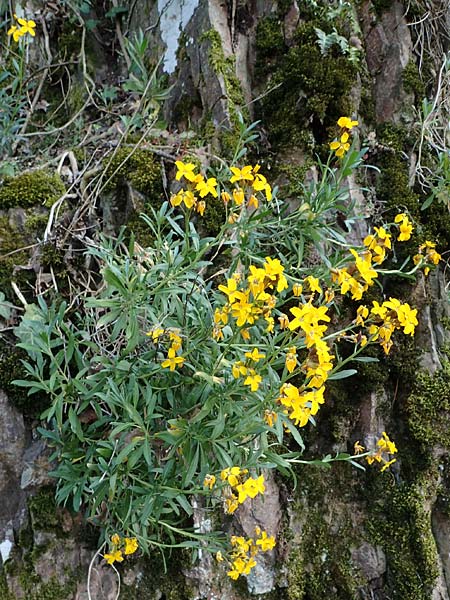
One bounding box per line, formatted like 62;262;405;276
256;531;276;551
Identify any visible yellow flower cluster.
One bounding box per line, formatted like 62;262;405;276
7;14;36;42
146;326;185;371
332;214;415;300
103;534;139;565
224;164;272;211
413;240;441;276
217;257;287;341
170;160;218;216
356;298;418;355
360;432;398;472
329;116;358;158
215;467;265;514
224;527;276;580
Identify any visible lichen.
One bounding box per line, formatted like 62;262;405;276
0;171;66;210
402;60;426;98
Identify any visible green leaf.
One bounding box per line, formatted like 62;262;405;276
328;368;358;380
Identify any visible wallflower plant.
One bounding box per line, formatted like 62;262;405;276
13;118;441;583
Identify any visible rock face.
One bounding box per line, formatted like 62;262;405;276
2;0;450;598
0;390;27;561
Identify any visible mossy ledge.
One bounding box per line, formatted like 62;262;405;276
0;171;66;210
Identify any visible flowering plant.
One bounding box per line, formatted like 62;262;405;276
13;118;440;582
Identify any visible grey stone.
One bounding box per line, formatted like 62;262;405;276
0;389;27;543
351;541;386;581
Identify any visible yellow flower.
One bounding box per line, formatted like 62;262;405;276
256;531;276;551
394;213;413;241
196;200;206;216
16;16;36;37
111;533;121;547
264;410;277;427
349;249;378;286
146;327;165;342
292;283;303;297
243;474;265;498
230;165;254;184
225;494;239;514
245;347;265;362
203;474;216;489
354;441;365;454
380;458;397;472
175;160;197;182
232;361;247;379
232;187;245;206
7;25;21;42
244;369;262;392
337;116;358;129
248;194;259;209
305;275;322;294
278;313;289;329
124;537;139;555
104;550;124;565
221;191;231;204
285;347;297;373
216;551;224;562
196;176;218;198
161;347;185;371
330;135;350;158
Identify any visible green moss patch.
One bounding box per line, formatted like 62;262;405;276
0;171;66;210
255;21;358;150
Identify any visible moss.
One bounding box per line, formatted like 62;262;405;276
0;171;66;210
103;146;162;200
284;464;364;599
0;346;49;415
254;16;286;68
402;60;426;98
405;360;450;450
375;123;450;249
0;216;34;302
371;0;392;17
121;548;193;599
256;22;359;150
199;195;226;237
366;474;439;599
200;29;247;156
28;488;60;533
